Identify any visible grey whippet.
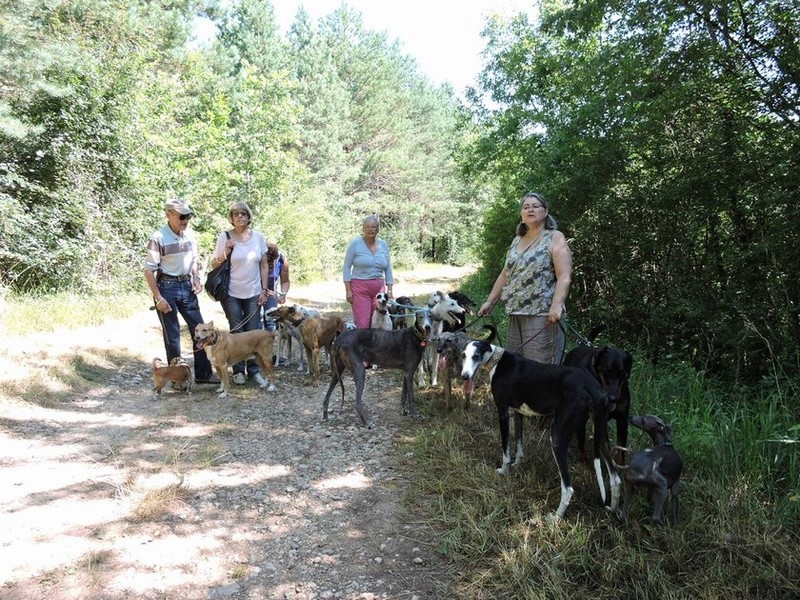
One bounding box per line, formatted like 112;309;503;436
614;414;683;526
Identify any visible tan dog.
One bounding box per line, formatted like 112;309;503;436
266;305;345;385
152;357;192;398
194;322;277;398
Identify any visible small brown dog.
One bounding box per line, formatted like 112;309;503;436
266;305;345;385
152;357;192;397
194;321;277;398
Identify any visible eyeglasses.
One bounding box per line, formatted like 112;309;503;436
522;204;544;211
170;211;193;221
232;211;249;218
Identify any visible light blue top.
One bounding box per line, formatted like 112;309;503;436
342;237;393;283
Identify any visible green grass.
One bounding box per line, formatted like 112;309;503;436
404;362;800;599
0;290;145;336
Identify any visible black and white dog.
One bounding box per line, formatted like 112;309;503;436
370;292;393;331
388;296;414;330
461;340;620;520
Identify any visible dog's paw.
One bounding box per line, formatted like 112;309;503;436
218;390;228;399
544;513;562;524
495;466;510;476
266;383;276;392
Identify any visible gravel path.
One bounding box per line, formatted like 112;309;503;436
0;266;473;599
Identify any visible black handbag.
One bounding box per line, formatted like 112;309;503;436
204;232;231;302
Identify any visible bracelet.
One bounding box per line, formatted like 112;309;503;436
155;297;164;304
278;292;287;297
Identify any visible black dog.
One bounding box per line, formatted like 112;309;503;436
442;290;476;333
614;414;683;526
323;309;433;428
461;341;620;520
564;325;633;461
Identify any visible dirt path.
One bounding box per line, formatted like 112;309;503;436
0;266;474;600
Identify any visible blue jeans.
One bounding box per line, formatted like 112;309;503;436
262;294;278;332
221;294;263;376
156;279;214;381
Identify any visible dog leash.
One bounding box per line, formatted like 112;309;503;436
511;320;553;354
561;315;593;347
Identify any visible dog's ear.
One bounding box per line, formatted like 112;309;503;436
623;351;633;374
206;321;213;327
590;348;605;376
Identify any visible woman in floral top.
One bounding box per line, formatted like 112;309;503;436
477;192;573;364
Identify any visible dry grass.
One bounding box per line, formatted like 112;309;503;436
129;477;190;523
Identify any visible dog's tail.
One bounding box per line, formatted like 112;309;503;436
479;323;498;343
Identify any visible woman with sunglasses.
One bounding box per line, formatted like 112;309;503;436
144;198;218;385
210;201;271;387
477;191;573;364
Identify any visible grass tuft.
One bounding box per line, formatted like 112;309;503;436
129;477;190;523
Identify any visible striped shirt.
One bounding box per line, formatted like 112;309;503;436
145;224;198;276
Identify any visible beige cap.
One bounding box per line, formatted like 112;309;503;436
164;198;195;215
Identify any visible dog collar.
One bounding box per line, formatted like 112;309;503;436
412;327;429;347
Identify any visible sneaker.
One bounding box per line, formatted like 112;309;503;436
232;372;246;385
253;372;268;388
195;375;221;385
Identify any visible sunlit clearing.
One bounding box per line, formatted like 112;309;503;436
314;471;371;490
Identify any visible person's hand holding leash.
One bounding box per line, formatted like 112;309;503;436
154;297;172;314
258;288;274;306
477;301;495;317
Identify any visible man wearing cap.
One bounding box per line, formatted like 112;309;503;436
144;198;219;384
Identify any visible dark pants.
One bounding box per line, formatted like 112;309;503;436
156;279;214;381
262;293;278;332
220;294;263;376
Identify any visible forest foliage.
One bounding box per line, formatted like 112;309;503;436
467;0;800;386
2;0;799;388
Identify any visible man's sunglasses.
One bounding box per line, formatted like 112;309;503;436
174;213;192;221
